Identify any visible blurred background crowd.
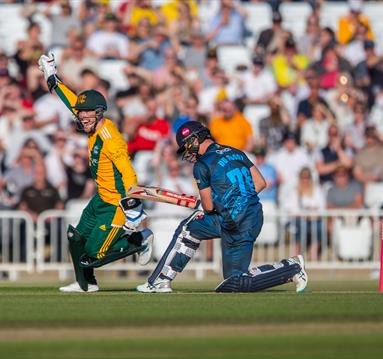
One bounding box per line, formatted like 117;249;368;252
1;0;383;230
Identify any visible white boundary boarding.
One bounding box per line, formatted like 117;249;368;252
0;209;382;279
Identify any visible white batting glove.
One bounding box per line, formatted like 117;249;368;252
38;52;57;80
119;198;147;234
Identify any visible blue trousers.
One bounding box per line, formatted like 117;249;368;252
149;202;263;283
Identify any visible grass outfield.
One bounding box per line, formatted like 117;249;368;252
0;280;383;359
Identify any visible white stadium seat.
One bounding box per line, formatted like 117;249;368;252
243;105;271;137
65;199;90;227
217;45;251;75
242;3;272;39
256;201;279;245
98;60;129;92
0;4;27;55
320;2;348;30
364;182;383;209
333;218;372;261
280;2;312;39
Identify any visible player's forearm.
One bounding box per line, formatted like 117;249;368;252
54;82;78;114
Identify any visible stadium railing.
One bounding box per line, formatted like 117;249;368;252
0;210;34;280
35;209;222;280
0;208;381;279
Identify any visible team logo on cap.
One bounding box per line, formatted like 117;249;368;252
182;127;190;136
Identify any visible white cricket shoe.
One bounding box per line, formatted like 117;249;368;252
137;229;154;265
289;255;308;293
136;278;172;293
59;281;99;293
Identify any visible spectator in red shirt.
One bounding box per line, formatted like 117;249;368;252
127;98;170;156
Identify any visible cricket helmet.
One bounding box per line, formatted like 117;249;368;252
72;90;107;132
176;121;212;162
73;89;107;112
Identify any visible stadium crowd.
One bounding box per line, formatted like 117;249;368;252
0;0;383;238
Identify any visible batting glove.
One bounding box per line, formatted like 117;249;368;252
119;198;147;233
38;52;57;80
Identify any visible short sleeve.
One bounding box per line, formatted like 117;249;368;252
193;161;211;190
243;153;254;169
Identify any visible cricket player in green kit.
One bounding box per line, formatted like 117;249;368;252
38;53;153;292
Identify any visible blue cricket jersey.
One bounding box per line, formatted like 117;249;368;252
193;143;260;231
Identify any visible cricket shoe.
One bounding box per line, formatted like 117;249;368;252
137;228;154;265
59;281;99;293
288;255;308;293
136;278;172;293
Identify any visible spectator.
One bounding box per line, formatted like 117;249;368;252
284;167;325;261
238;55;277;105
296;71;330;131
209;99;253;151
342;23;370;67
161;0;200;48
315;124;353;187
1;144;43;208
86;12;130;60
271;35;309;89
354;40;383;109
152;47;184;90
65;149;95;202
182;30;208;79
337;0;374;45
13;22;44;84
33;89;73;136
327;165;363;210
206;0;246;46
18;162;64;247
44;130;70;200
130;23;172;71
255;11;285;56
127;98;170;156
344;102;368;153
252;146;278;205
6;114;51;168
259;96;290;153
119;0;158;32
353;126;383;185
270;131;311;195
301;102;334;155
312;45;352;90
298;15;321;62
325;72;364;132
197;68;237;116
43;0;81;48
60;35;99;90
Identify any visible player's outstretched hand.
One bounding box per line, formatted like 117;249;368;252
38;52;57;80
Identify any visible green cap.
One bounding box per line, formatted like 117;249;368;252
73;90;107;111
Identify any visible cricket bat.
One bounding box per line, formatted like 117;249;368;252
125;185;200;209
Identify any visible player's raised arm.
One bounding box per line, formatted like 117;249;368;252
38;53;78;114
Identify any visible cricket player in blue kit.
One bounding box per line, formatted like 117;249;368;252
137;121;308;293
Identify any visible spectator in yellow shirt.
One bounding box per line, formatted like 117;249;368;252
337;0;374;45
209;99;254;151
272;36;309;88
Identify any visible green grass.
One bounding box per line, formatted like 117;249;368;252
0;280;383;358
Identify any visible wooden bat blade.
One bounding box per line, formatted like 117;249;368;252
126;185;200;209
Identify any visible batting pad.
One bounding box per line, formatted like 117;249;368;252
215;263;301;292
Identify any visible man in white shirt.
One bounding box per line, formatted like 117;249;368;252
269;131;312;195
239;56;277;105
86;13;129;60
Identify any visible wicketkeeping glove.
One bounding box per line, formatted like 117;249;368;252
119;197;147;234
38;52;60;92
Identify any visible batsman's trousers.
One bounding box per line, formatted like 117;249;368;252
149;202;263;282
76;193;129;259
